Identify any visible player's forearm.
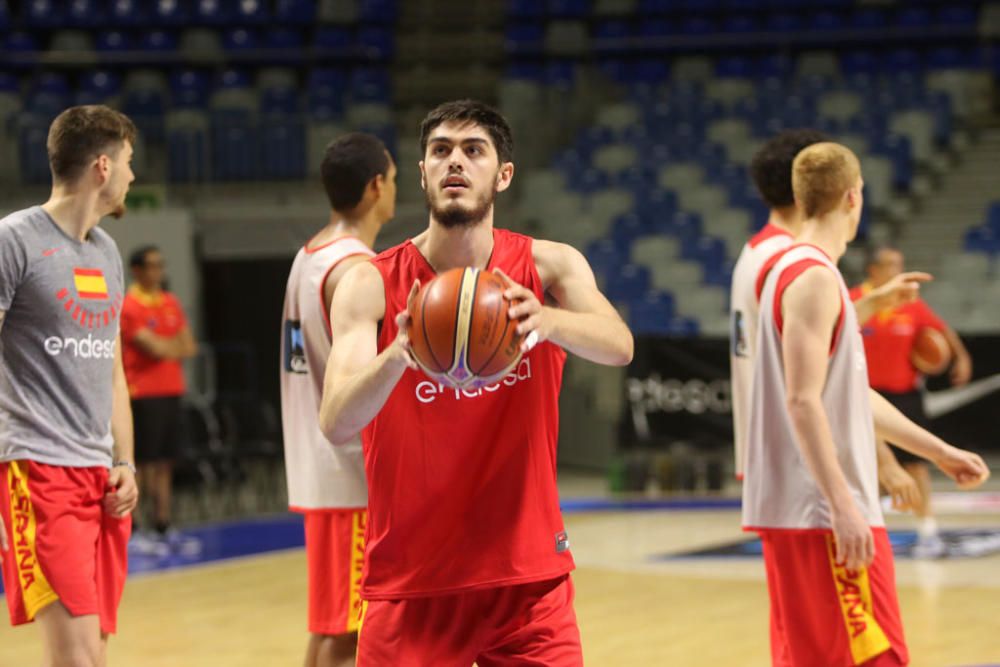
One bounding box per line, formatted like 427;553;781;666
852;293;880;324
135;331;191;360
869;389;947;462
787;395;856;508
875;437;905;483
943;327;970;364
320;346;409;445
543;307;633;366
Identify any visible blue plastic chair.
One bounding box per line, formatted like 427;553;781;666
234;0;268;24
610;214;649;247
194;0;232;25
167;121;209;182
153;0;189;26
108;0;148;27
211;109;258;181
508;0;544;19
170;69;211;108
764;12;801;34
357;26;394;61
67;0;105;27
222;27;258;53
315;26;354;57
851;8;885;30
141;29;178;52
547;0;590;19
896;7;932;29
25;0;65;28
96;30;133;52
722;14;757;33
628;291;676;335
259;118;306;180
274;0;315;24
350;67;391;103
593;20;630;56
936;6;977;28
358;0;397;23
586;238;629;280
605;264;651;303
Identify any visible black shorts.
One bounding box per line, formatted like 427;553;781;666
132;396;182;463
879;390;928;465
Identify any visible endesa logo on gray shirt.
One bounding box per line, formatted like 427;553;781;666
43;334;116;359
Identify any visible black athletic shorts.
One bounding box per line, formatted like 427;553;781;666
879;390;927;465
132;396;182;463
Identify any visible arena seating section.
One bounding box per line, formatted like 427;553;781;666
1;0;998;335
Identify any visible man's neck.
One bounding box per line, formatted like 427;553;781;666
311;212;382;251
416;215;495;273
796;215;849;262
42;189;103;242
768;205;803;237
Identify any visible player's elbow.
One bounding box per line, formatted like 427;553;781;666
612;330;635;366
319;401;353;446
785;392;820;420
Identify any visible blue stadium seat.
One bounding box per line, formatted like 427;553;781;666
593;20;630;55
260;87;299;116
505;23;545;55
358;0;398;23
679;16;715;35
722;14;757;33
0;72;17;93
0;0;9;32
610;214;648;247
764;12;802;34
5;34;40;70
67;0;105;27
357;26;394;60
217;68;251;90
96;30;133;53
614;165;656;191
628;291;675;335
666;317;699;337
211;109;258;180
79;70;121;101
544;61;577;88
153;0;189;26
18;114;53;184
505;61;544;81
315;27;354;57
636;188;678;220
194;0;233;25
25;0;64;28
141;29;178;52
264;28;304;63
222;27;258;53
851;8;885;30
350;67;390;103
108;0;148;27
716;56;753;78
633;59;669;84
636;0;670;15
508;0;544;19
234;0;268;24
660;211;702;241
548;0;590;19
964;227;1000;255
841;50;879;76
809;11;844;32
936;6;977;28
170;69;211;108
927;47;980;70
306;68;348;119
586;238;629;279
274;0;315;24
755;54;792;79
635;17;671;40
896;7;932;29
259;118;306;180
987;202;1000;232
123;89;167;141
605;264;651;303
885;49;923;74
167;120;209;182
682;236;727;269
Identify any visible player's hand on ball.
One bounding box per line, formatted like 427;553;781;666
393;280;419;370
950;354;972;387
831;504;874;571
935;446;990;490
879;464;921;513
493;268;546;353
104;465;139;517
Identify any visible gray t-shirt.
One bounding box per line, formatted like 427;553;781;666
0;206;124;467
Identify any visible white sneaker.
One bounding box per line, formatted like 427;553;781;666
163;528;203;557
911;534;946;559
129;531;170;557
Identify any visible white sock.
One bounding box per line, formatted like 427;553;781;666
917;517;938;539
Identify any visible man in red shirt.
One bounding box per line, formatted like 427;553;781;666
120;246;197;548
850;245;973;557
318;100;633;666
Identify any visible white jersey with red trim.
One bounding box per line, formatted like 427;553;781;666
280;236;373;510
742;244;882;530
729;224;794;479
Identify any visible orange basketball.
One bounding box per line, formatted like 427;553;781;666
408;267;524;389
911;327;951;376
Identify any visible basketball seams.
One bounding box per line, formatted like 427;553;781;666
470;280;516;376
447;268;478;382
420;283;448;373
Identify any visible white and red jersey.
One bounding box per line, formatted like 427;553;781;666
742;244;883;530
280;235;374;510
729;223;794;479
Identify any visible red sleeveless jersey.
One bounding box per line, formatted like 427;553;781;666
362;228;573;599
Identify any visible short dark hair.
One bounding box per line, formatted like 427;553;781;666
865;244;901;270
320;133;390;212
750;128;829;209
419;99;514;165
129;245;159;268
48;105;137;183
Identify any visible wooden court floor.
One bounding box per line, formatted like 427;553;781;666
1;509;998;666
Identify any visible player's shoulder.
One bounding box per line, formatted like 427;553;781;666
0;206;43;236
371;238;411;264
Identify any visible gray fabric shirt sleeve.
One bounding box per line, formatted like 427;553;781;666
0;224;27;311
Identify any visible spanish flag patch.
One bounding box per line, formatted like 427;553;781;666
73;268;109;300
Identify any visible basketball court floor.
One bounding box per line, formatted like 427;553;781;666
1;479;998;666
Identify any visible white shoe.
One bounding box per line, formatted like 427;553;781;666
911;534;946;559
163;528;203;557
129;531;170;557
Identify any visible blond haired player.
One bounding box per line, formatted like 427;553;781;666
731;129;930;513
743;142;989;666
280;133;396;667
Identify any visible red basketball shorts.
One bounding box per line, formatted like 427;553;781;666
759;527;909;666
303;508;366;635
356;574;583;667
0;460;131;634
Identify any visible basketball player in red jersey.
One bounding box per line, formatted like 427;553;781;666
318;100;633;666
280;134;396;667
850;246;973;557
744;142;988;666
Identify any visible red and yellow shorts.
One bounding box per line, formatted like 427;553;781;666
0;460;131;634
357;574;583;667
759;527;909;667
302;508;366;636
